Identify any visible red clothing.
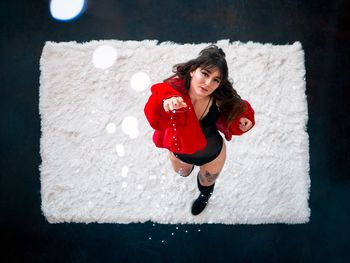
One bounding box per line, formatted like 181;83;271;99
144;79;255;154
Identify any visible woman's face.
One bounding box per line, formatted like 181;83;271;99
190;66;222;97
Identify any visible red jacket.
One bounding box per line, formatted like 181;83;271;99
144;79;255;154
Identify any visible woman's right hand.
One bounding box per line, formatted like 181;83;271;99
163;97;188;112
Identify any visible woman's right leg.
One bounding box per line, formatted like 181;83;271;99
168;151;194;177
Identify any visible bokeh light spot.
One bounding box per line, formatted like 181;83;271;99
50;0;86;21
93;45;118;69
130;72;151;92
121;116;139;139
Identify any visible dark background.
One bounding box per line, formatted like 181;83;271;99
1;0;349;262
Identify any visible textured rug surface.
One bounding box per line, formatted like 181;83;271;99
39;39;310;224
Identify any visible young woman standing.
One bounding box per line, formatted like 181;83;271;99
144;44;255;215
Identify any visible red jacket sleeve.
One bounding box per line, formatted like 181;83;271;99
229;100;255;136
216;100;255;141
144;82;184;131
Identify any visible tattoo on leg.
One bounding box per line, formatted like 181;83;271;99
202;171;219;183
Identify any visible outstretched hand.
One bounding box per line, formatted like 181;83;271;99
239;117;253;132
163;97;188;112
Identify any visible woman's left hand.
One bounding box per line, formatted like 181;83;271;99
239;117;253;132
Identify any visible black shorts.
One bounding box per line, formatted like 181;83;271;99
173;126;223;166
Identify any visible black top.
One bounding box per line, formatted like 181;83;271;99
174;97;224;166
199;98;220;127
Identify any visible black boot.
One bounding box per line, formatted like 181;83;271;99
191;172;215;215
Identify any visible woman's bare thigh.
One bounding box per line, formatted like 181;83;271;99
168;151;194;176
199;141;226;186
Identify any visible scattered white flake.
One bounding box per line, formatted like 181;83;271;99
115;144;125;157
121;166;128;178
106;122;116;133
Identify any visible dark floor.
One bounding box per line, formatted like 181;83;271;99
1;0;350;262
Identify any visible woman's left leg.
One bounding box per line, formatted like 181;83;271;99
191;141;226;215
198;141;226;186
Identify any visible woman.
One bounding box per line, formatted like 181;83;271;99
144;44;255;215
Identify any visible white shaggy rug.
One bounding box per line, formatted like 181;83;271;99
39;39;310;224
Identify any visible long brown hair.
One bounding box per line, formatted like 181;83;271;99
163;44;245;125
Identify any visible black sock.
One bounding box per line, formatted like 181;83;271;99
197;172;215;196
191;173;215;215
